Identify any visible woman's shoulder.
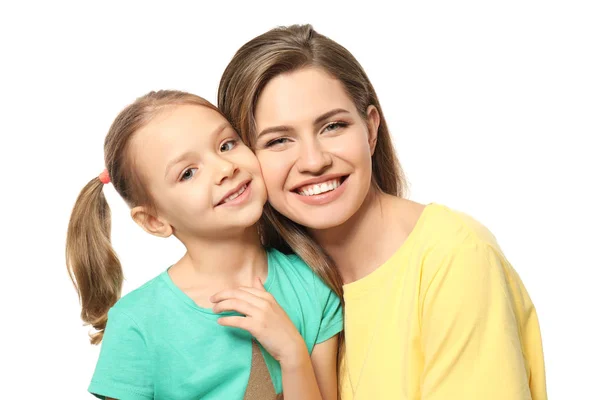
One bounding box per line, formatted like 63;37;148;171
418;203;500;249
414;203;512;283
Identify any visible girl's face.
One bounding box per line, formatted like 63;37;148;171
253;67;379;231
131;105;267;239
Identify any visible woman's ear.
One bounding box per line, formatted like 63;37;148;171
366;105;380;155
131;206;173;238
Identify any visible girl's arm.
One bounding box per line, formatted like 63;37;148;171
277;334;339;400
212;278;337;400
278;339;332;400
88;309;153;399
309;335;339;400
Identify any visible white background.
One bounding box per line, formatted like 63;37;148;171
1;1;598;398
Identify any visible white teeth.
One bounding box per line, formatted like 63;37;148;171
298;179;341;196
223;184;247;203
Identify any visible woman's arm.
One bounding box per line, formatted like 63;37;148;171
420;239;546;400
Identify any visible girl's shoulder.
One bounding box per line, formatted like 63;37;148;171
109;270;171;319
266;248;312;276
265;248;334;297
265;248;343;347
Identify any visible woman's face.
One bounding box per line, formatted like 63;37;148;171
253;67;379;230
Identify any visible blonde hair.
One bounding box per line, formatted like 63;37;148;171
66;90;219;344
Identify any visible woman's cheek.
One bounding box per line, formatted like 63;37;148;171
257;152;289;189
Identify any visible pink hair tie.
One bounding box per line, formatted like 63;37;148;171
99;169;111;185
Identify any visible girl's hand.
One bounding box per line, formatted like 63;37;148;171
210;277;306;367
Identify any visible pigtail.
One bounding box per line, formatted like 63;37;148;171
64;91;220;345
66;177;123;344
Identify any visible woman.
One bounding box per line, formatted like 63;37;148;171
218;24;547;400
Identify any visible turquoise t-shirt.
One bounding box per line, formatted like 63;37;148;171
88;249;343;399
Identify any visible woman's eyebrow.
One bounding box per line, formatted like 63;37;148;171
257;125;292;140
313;108;350;126
256;108;350;140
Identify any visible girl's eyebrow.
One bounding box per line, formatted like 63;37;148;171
256;108;350;140
164;122;230;178
164;151;198;179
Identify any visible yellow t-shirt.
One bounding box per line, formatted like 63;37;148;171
340;204;547;400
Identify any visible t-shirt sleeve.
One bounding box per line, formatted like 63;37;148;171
88;308;153;400
314;276;344;344
419;239;536;400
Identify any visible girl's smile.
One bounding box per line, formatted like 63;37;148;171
216;180;252;207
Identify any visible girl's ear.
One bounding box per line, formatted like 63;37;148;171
131;206;173;238
366;105;380;155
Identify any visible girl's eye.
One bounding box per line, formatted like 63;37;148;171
266;137;290;148
220;139;237;152
323;121;348;133
180;168;198;182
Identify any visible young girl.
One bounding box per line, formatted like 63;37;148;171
218;25;547;399
66;90;342;399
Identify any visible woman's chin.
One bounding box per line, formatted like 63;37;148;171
289;208;356;232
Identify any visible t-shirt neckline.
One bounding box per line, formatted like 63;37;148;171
160;249;275;316
342;203;435;300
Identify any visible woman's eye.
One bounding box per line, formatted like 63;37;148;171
323;122;348;132
266;137;290;147
180;168;197;182
220;140;237;152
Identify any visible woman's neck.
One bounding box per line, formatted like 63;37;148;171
311;188;423;284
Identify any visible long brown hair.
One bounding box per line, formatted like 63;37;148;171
66;90;219;344
218;24;407;296
218;25;408;385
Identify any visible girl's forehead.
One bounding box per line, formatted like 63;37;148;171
130;106;231;171
148;105;226;135
135;106;225;147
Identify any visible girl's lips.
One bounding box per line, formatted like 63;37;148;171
217;181;252;207
291;175;348;206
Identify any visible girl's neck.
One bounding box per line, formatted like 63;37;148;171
173;226;267;290
311;188;422;285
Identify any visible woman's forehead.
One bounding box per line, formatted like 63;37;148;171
255;68;356;125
